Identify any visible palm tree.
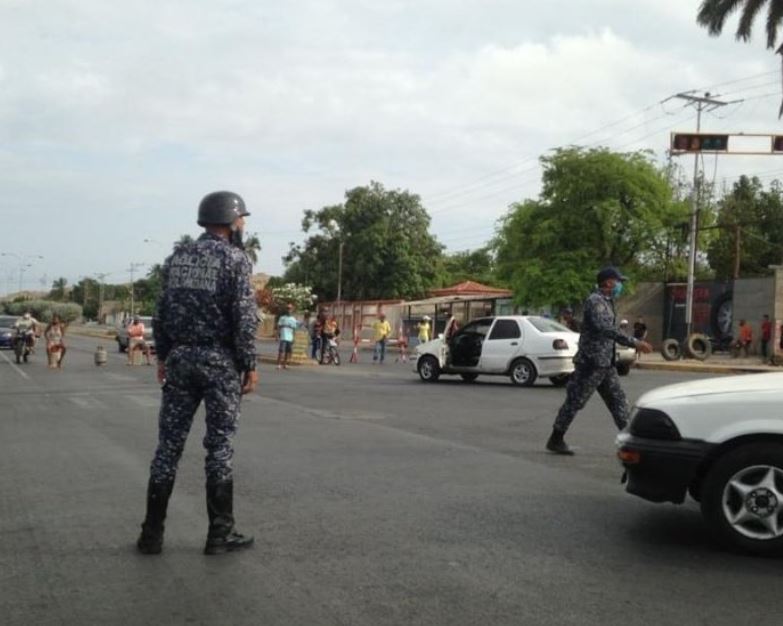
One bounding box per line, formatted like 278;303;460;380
173;234;195;250
50;277;68;301
244;232;261;266
697;0;783;50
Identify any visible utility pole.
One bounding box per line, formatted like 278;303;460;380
666;92;738;337
128;262;145;317
95;272;108;323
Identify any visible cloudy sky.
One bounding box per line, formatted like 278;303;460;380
1;0;782;294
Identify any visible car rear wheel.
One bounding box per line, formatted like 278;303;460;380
417;356;441;382
460;373;479;383
616;362;631;376
700;443;783;556
509;358;537;387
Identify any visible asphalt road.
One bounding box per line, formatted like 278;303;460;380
1;336;781;626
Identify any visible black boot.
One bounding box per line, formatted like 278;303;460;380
546;428;574;455
137;478;174;555
204;479;254;555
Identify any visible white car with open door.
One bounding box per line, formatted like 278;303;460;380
414;316;578;387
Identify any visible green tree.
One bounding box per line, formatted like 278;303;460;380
437;247;497;286
49;277;68;301
707;176;783;278
493;148;686;308
244;232;261;266
698;0;783;51
284;181;443;300
174;234;195;250
70;278;100;319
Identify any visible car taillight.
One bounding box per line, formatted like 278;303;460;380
552;339;568;350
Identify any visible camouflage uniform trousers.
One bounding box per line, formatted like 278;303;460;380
150;346;242;484
553;364;629;433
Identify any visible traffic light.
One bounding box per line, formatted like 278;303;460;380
671;133;729;153
772;136;783;152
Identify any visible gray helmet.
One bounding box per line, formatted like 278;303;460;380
197;191;250;226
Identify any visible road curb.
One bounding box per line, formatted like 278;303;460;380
635;361;779;375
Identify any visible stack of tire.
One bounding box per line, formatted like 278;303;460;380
661;334;712;362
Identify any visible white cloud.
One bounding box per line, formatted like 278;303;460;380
0;0;781;286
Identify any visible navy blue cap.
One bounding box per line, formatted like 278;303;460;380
596;266;627;284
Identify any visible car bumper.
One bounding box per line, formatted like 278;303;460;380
616;433;713;504
534;355;576;376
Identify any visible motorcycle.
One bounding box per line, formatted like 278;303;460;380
320;335;341;366
13;329;36;364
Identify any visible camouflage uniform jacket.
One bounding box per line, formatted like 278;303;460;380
153;232;258;371
573;290;637;368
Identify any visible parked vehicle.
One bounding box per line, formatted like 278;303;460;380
615;344;636;376
0;315;16;349
617;372;783;556
414;316;578;386
116;316;155;353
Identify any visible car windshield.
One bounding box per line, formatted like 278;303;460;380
0;316;17;328
527;316;572;334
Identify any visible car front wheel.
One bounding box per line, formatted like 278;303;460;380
417;356;441;382
509;358;537;387
700;443;783;556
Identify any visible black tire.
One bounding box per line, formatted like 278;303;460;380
549;374;570;387
616;362;631;376
460;373;479;383
685;333;712;361
509;358;537;387
661;338;681;361
417;355;441;382
711;291;733;340
700;443;783;556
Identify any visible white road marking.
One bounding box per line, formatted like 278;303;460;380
0;349;30;380
104;373;138;382
124;394;160;408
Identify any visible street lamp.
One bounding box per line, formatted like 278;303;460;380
328;221;345;307
1;253;44;293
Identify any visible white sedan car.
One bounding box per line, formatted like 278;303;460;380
414;316;578;387
617;372;783;556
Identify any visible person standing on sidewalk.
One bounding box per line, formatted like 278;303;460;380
372;312;392;364
137;190;259;556
546;267;653;455
417;315;431;345
761;314;772;361
276;302;298;370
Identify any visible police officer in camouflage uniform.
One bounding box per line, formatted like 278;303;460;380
137;191;259;555
546;267;652;455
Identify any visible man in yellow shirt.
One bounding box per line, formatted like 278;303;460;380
416;315;431;344
372;312;392;364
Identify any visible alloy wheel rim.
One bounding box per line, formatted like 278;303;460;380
513;363;530;383
722;464;783;540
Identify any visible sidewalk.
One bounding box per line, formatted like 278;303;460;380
634;351;781;375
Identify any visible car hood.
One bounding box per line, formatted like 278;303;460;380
637;372;783;407
417;337;444;352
